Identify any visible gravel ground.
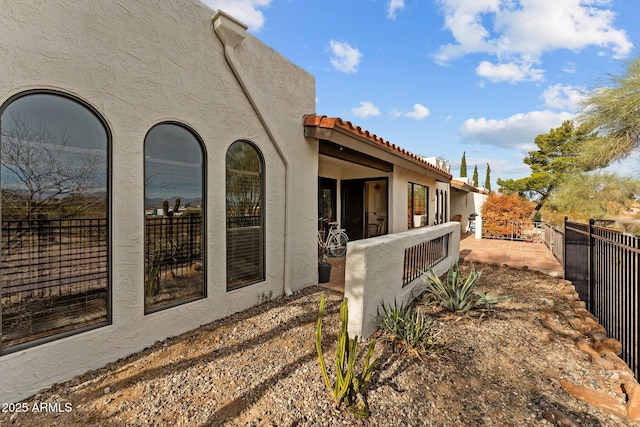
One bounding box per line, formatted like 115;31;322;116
1;262;638;426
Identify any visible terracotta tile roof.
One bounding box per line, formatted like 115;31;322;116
304;115;452;180
451;179;489;194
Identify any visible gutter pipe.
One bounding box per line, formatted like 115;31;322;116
212;11;293;296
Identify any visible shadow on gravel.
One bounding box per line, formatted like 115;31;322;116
70;287;340;408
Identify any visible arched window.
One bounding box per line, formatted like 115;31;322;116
226;141;264;290
144;123;205;313
0;91;110;353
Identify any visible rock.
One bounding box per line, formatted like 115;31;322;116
576;340;600;357
594;338;622;356
586;331;607;342
570;300;586;309
568;317;582;331
590;354;615;370
574;308;596;320
540;298;554;307
541;314;580;339
560;282;575;291
542;408;580;427
560;380;627;419
624;382;640;421
603;353;633;373
104;386;111;394
613;370;637;385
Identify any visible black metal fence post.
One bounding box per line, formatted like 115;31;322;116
588;218;595;313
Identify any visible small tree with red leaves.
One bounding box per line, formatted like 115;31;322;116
481;193;534;239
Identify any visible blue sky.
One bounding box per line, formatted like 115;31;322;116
203;0;639;187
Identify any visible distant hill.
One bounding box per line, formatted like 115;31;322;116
144;197;202;210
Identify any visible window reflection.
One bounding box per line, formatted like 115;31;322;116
226;141;264;290
1;92;109;352
408;182;429;229
144;123;205;312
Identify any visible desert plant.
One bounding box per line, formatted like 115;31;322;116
316;294;379;418
420;265;509;313
377;300;442;356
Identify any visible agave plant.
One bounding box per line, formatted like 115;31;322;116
420;265;509;313
377;300;442;355
316;294;379;418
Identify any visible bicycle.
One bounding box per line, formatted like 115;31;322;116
318;218;349;257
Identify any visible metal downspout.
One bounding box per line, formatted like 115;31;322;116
213;11;293;296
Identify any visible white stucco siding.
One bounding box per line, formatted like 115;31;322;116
0;0;316;402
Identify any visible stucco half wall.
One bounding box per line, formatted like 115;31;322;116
0;1;317;402
344;222;461;339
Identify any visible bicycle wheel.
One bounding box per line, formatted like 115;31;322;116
327;232;348;257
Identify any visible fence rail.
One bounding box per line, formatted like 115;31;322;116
402;234;449;286
563;218;640;380
542;222;565;265
482;219;544;242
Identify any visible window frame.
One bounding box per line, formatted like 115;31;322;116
225;140;265;291
143;121;207;314
408;182;429;229
0;89;112;354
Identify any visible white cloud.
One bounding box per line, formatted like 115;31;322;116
351;101;381;118
460;110;574;150
405;104;431;120
541;84;586;111
476;60;544;83
201;0;272;32
329;40;363;73
390;104;431;119
387;0;405;19
562;61;577;74
435;0;633;82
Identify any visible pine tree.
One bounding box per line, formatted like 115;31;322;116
484;164;491;192
472;165;479;187
460;152;467;177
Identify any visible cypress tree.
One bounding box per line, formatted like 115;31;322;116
484;163;491;192
460;152;467;177
472;165;479;187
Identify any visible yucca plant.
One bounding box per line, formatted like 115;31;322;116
377;300;442;356
420;265;509;313
316;294;379;418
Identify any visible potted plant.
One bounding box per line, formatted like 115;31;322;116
318;248;332;283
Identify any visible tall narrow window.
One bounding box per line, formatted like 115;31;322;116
226;141;264;290
144;123;205;313
1;91;110;353
408;183;428;229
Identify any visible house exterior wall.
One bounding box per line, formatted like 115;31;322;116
0;1;316;402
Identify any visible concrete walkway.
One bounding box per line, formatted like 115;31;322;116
459;234;563;277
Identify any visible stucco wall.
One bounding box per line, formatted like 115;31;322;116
451;190;487;235
0;1;316;402
344;222;460;339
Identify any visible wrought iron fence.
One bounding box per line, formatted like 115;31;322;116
482;219;544;242
1;218;109;352
542;222;565;265
402;234;449;287
563;218;640;379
